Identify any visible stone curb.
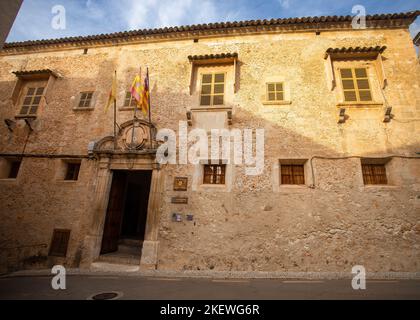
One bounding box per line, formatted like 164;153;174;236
2;267;420;280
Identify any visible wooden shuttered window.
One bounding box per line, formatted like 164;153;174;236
78;91;94;108
124;91;137;107
281;164;305;185
340;68;372;102
19;86;45;116
267;82;284;101
49;229;71;257
200;73;225;106
362;164;388;185
203;164;226;184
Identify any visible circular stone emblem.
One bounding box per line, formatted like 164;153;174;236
124;124;147;150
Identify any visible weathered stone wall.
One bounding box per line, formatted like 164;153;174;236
0;27;419;273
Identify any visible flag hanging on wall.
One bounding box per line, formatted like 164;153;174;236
141;68;150;115
130;71;147;115
105;71;117;112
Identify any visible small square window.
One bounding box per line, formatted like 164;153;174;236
0;158;22;179
49;229;71;257
203;164;226;184
362;163;387;185
281;164;305;185
8;160;21;179
64;162;81;181
340;68;372;103
266;82;285;102
78;91;94;108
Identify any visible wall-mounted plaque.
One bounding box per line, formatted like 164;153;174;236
173;177;188;191
171;197;188;204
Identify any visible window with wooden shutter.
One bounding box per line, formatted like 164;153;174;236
362;164;388;185
281;164;305;185
203;164;226;184
78;91;94;108
266;82;284;101
19;86;45;116
340;68;372;102
49;229;71;257
124;91;137;107
200;73;225;106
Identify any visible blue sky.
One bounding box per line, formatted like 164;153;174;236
7;0;420;43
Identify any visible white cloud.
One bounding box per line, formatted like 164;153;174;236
278;0;291;9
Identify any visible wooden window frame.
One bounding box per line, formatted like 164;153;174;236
203;163;226;185
280;164;305;185
339;67;372;102
78;91;94;108
19;86;45;116
361;163;388;185
199;72;226;106
49;229;71;257
266;82;284;102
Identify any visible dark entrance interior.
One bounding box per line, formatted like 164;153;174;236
100;170;152;256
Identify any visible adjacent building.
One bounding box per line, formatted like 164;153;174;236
0;11;419;274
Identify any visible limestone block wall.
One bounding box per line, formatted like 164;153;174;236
0;27;419;273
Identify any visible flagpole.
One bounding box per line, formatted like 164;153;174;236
131;67;141;147
113;70;117;150
147;67;152;150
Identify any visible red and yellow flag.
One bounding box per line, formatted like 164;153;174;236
141;69;150;115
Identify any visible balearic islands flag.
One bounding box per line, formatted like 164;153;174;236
131;72;147;115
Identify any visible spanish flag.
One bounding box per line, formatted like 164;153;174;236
105;71;117;112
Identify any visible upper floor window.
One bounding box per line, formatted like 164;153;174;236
19;86;45;116
78;91;94;108
200;73;225;106
340;68;372;102
266;83;284;102
203;163;226;184
124;91;137;108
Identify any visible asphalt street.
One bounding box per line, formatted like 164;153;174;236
0;275;419;300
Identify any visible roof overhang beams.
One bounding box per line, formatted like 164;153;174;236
188;53;238;65
12;69;59;80
324;46;387;60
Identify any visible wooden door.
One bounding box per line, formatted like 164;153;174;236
100;171;127;254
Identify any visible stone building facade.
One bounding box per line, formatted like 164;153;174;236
0;11;419;275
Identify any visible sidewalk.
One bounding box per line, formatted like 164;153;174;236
2;263;420;280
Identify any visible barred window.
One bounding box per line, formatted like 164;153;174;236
78;92;94;108
362;164;387;185
340;68;372;102
200;73;225;106
124;91;137;107
266;82;284;101
203;164;226;184
281;164;305;185
19;87;44;116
